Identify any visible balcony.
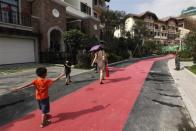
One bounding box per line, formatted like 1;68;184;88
0;8;32;29
94;4;106;10
154;28;161;32
168;29;176;34
93;0;106;13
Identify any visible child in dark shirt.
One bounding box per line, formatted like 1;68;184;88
64;60;72;85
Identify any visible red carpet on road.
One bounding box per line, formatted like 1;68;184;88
0;55;173;131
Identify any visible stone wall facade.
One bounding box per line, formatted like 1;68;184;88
31;0;67;52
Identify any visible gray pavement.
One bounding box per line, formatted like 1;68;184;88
0;58;140;95
168;59;196;126
0;65;90;95
123;59;195;131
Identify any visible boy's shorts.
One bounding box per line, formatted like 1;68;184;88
37;97;50;114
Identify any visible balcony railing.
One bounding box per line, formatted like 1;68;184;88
0;8;31;27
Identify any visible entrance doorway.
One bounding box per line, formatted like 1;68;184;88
49;29;62;52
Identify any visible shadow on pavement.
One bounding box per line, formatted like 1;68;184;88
0;114;35;130
72;78;98;84
104;76;131;84
0;99;25;110
52;104;110;124
152;99;183;108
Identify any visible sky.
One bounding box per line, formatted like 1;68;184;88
108;0;196;18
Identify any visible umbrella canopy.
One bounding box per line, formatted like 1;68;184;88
90;44;103;52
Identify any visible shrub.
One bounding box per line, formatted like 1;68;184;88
75;52;91;69
64;29;98;65
108;53;123;63
180;50;192;58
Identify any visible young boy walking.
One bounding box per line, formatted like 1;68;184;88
12;67;64;128
63;60;72;85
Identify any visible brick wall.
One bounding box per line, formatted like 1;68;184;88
31;0;67;52
20;0;31;16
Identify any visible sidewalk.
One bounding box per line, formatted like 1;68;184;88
0;58;141;95
168;59;196;126
0;65;90;95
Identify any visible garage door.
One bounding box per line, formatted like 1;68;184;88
0;37;35;65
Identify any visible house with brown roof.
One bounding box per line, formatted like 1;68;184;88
115;11;187;47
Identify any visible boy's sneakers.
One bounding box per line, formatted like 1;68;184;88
40;119;51;128
65;82;70;85
46;114;52;119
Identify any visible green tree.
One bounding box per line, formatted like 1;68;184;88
131;20;149;57
185;31;196;63
183;18;196;62
100;10;126;41
64;29;98;64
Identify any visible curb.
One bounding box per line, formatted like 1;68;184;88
108;59;135;66
108;55;159;66
168;60;196;127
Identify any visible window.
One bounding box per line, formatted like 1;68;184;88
155;24;158;29
99;0;103;6
94;0;98;5
81;2;91;15
178;23;184;27
150;31;154;36
94;12;98;18
162;26;166;30
0;0;19;24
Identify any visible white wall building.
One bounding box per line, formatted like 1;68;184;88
178;27;190;47
63;0;95;19
114;17;135;38
114;11;190;47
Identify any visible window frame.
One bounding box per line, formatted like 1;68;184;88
0;0;19;24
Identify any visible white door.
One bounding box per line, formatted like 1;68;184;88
0;37;35;65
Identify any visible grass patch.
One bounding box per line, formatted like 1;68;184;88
181;57;193;61
187;65;196;75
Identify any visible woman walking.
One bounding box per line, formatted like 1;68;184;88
91;47;107;84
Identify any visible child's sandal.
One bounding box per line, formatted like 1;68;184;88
40;120;51;128
46;114;52;119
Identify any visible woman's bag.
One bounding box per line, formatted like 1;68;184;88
106;64;109;77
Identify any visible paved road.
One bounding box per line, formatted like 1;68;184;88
123;60;196;131
0;59;138;127
0;56;195;131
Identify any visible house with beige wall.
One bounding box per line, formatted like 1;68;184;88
114;11;188;47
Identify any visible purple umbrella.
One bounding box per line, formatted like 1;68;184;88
90;44;103;52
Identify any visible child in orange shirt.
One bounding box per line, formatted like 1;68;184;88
12;67;64;128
